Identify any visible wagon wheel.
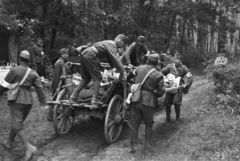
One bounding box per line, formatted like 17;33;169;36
104;94;124;144
53;88;75;135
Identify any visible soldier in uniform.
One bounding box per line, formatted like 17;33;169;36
122;36;149;66
161;56;193;122
128;53;166;153
69;34;128;105
28;37;44;75
48;48;70;121
0;50;47;161
51;48;70;96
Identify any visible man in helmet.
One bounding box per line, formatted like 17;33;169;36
69;34;127;105
122;36;149;67
0;50;47;161
128;53;166;153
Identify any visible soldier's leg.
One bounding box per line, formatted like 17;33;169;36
91;80;101;104
141;105;154;150
173;92;183;121
70;59;91;102
164;93;174;122
10;104;37;160
129;103;142;153
174;105;180;120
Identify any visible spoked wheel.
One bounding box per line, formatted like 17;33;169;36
53;88;75;135
104;94;124;144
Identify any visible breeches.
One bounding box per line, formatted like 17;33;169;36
80;49;102;81
164;92;182;106
129;102;154;129
9;103;32;132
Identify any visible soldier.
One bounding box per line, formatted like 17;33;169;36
51;48;70;96
48;48;70;121
69;34;128;105
128;53;166;153
28;37;44;75
161;56;193;123
122;36;149;66
0;50;47;161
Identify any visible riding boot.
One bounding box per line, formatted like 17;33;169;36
165;105;172;122
144;126;154;151
129;140;136;153
91;80;102;105
70;79;90;102
175;105;181;120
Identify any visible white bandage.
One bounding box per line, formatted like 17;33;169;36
0;80;10;88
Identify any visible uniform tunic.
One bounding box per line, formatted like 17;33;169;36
122;42;148;66
0;63;46;131
28;45;44;73
51;57;67;95
161;63;193;106
80;40;125;81
129;64;165;136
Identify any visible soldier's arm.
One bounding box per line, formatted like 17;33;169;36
183;65;193;89
160;64;171;76
124;43;135;65
105;44;125;74
156;74;166;97
33;73;47;106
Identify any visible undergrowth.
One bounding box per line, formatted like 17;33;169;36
203;61;240;115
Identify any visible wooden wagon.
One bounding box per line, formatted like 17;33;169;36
47;65;134;144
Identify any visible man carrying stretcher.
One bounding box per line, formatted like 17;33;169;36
69;34;128;105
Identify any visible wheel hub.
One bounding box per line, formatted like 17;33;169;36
114;115;123;124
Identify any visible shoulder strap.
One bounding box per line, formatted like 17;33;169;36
140;68;156;85
19;68;31;85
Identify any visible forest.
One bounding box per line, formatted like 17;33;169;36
1;0;239;67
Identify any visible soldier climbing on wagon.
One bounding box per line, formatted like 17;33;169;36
69;34;128;105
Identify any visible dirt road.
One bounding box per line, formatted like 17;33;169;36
0;74;210;161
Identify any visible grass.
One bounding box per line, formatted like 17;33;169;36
0;90;54;160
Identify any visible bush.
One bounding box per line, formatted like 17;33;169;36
204;62;240;114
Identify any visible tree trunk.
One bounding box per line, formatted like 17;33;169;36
50;0;63;49
166;13;177;50
193;21;198;48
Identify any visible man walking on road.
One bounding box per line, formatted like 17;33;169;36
0;50;47;161
128;53;166;153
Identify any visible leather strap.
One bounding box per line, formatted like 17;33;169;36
140;68;155;86
19;68;31;85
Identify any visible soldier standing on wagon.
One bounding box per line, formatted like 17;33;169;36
69;34;128;105
0;50;47;161
128;53;166;153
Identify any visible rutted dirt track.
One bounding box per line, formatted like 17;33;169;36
0;72;210;161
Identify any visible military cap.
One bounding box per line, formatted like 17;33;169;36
19;50;30;60
137;36;146;43
60;48;69;55
115;34;128;43
148;53;159;62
